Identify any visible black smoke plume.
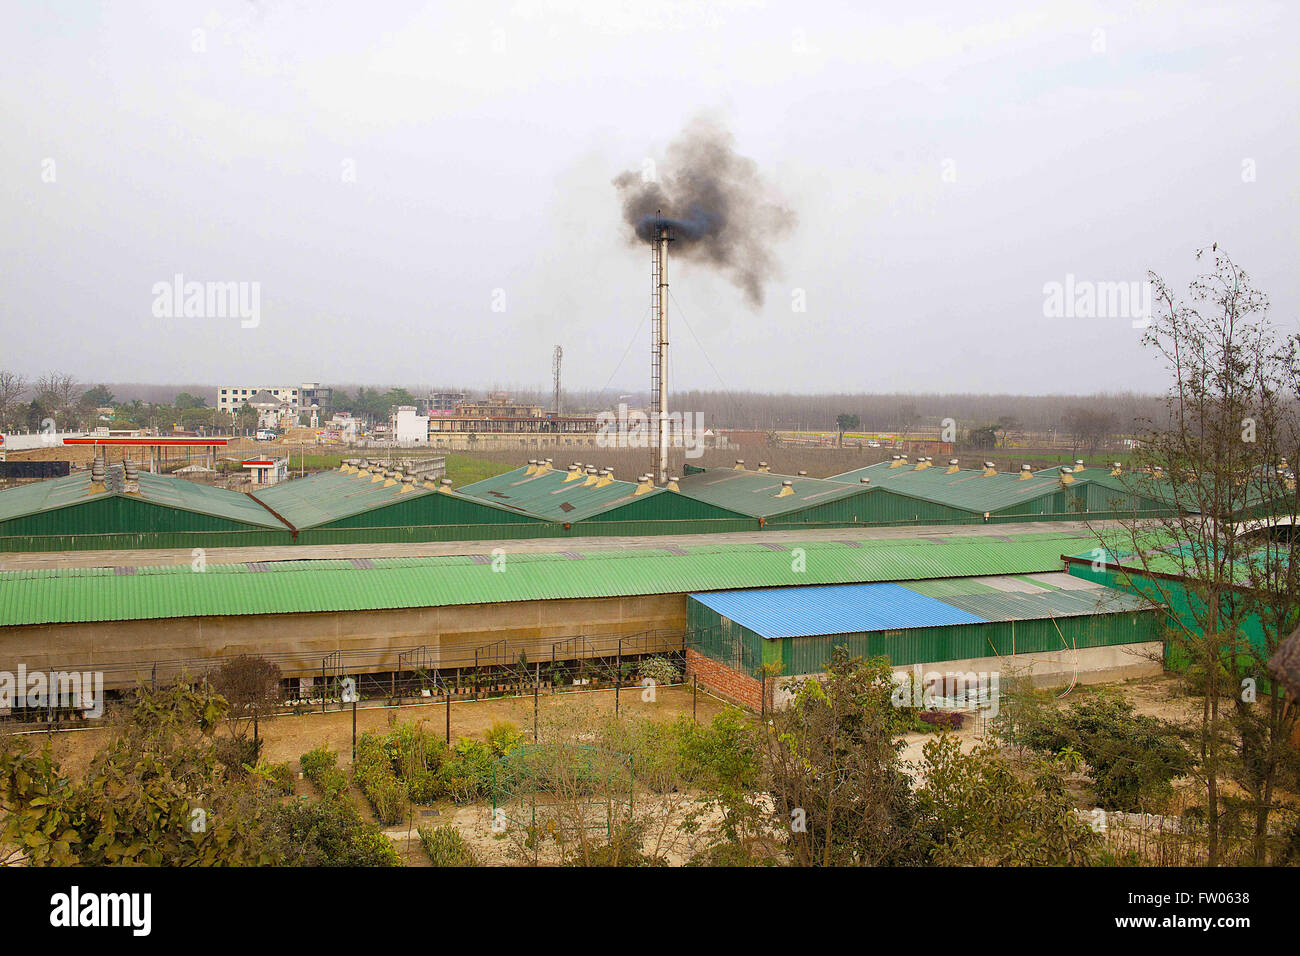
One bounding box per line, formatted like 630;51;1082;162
613;118;795;307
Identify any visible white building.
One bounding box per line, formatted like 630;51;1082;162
241;456;288;485
216;385;301;416
390;406;430;445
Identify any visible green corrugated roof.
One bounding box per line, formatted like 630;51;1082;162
902;570;1150;620
933;585;1150;621
456;465;664;521
0;470;284;529
673;468;873;518
251;469;419;528
250;468;533;530
828;462;1072;514
0;530;1091;627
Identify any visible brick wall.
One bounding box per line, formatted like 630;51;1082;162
685;648;772;712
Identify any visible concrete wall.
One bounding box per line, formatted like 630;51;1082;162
0;593;686;690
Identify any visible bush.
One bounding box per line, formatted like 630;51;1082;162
597;715;686;793
637;656;681;687
418;824;478;866
485;719;524;758
300;746;349;800
354;734;411;825
438;740;496;803
269;799;400;866
214;735;262;776
387;723;449;804
1015;690;1193;811
260;761;296;795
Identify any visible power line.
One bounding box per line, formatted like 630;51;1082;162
668;288;729;390
600;305;651;396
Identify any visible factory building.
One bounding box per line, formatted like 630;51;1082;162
685;573;1162;710
672;464;890;528
828;457;1097;522
0;532;1095;692
0;468;292;552
455;461;753;536
249;464;550;545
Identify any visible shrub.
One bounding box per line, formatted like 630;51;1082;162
269;799;400;866
387;723;448;803
418;824;479;866
918;710;965;731
300;746;349;799
354;734;411;825
485;719;524;758
1015;690;1193;811
637;656;681;687
438;740;496;803
260;761;296;795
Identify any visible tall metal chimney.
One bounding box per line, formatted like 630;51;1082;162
650;215;672;485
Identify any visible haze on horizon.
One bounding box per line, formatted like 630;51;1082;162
1;1;1296;397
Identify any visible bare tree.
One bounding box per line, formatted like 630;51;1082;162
1092;249;1289;864
0;371;27;430
208;655;282;746
33;372;81;428
1062;406;1121;455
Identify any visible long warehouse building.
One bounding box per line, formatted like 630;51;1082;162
0;531;1111;697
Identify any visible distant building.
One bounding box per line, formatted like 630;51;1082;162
244;390;297;429
217;385;300;415
390;406;430;445
454;396;545;418
425;392;466;416
217;383;332;424
325;411;362;442
241;457;288;485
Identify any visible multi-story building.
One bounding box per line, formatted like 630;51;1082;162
217;385;301;415
453;395;545;418
390;406;430;445
217;383;333;425
425;392;466;416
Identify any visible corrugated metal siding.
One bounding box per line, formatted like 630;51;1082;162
771;612;1159;676
849;489;979;526
0;493;295;552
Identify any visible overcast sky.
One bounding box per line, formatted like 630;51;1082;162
1;1;1295;396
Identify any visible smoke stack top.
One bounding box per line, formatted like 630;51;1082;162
614;118;795;306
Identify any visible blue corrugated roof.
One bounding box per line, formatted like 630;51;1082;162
688;583;988;639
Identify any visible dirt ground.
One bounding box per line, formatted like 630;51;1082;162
21;684;728;780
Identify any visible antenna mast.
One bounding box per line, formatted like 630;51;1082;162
552;345;563;415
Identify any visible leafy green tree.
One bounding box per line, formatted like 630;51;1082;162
677;709;768;863
0;684;276;865
760;648;923;866
835;413;861;448
174;392;207;410
80;384;115;407
1010;689;1193;812
917;735;1100;865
